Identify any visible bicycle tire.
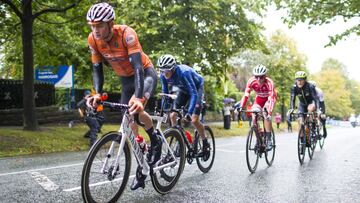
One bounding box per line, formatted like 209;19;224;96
308;129;316;159
81;132;131;203
265;130;276;166
151;128;185;194
196;126;216;173
246;127;259;173
298;128;306;165
318;122;325;149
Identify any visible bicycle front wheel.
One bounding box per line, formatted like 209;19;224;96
308;130;316;159
318;123;325;149
297;128;306;165
196;126;216;173
265;130;276;166
246;128;259;173
81;132;131;203
151;128;185;194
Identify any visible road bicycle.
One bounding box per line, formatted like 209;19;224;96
290;112;317;164
81;101;186;203
159;93;216;173
240;109;276;173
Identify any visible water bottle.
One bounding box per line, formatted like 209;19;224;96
135;134;147;154
185;130;193;144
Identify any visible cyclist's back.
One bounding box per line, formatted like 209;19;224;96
161;64;204;94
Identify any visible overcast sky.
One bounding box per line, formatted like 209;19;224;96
262;7;360;82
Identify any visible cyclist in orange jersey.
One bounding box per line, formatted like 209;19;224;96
85;2;160;190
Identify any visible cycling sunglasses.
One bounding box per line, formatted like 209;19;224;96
255;75;265;79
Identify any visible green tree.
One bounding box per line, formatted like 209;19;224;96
312;69;353;118
347;79;360;114
321;58;348;77
274;0;360;46
0;0;81;130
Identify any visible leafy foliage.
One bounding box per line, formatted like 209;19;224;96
274;0;360;46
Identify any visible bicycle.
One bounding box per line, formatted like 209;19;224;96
158;93;216;173
240;109;276;173
81;101;186;203
290;112;317;164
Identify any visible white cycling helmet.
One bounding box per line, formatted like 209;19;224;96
87;3;115;24
157;54;176;71
253;64;268;76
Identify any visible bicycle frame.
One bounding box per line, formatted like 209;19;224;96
101;110;178;178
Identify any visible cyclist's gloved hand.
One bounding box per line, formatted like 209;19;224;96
316;109;322;116
86;93;101;108
129;97;145;115
236;107;243;114
184;113;192;122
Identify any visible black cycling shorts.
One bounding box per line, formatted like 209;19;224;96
120;66;157;105
174;86;203;115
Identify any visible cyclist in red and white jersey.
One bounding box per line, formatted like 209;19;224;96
236;65;277;149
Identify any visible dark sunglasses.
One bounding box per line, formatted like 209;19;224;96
255;75;265;79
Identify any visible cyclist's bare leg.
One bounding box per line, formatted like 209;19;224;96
169;112;177;127
191;114;205;139
264;119;272;133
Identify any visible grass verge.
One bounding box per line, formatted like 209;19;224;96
0;121;297;158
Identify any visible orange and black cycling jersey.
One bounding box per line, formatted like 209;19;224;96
88;25;152;77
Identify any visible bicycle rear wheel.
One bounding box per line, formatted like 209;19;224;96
297;128;306;165
151;128;185;194
81;132;131;203
196;126;216;173
265;130;276;166
246;128;259;173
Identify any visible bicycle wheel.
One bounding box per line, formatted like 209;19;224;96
297;128;306;165
196;126;216;173
246;128;260;173
308;129;316;159
81;132;131;203
151;128;185;194
265;130;276;166
317;122;325;149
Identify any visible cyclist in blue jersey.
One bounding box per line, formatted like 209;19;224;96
157;54;210;153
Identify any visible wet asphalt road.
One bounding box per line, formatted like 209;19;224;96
1;126;360;203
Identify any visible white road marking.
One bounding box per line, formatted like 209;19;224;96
216;142;242;148
29;171;59;191
63;175;135;192
0;162;84;177
64;163;196;192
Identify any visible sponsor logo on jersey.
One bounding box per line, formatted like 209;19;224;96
126;34;136;46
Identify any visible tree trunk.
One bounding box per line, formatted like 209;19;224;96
22;1;38;130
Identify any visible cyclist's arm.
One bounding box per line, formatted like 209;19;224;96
290;85;296;109
93;63;104;94
160;74;170;109
184;73;198;115
129;52;144;99
240;78;253;108
310;85;320;110
320;101;326;114
88;34;104;94
267;79;276;114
